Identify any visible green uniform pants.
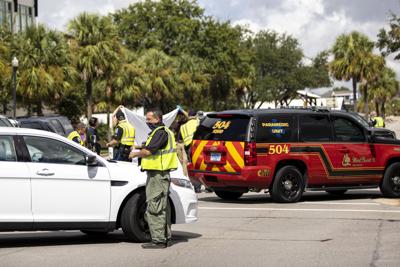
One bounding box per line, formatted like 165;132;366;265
145;170;171;243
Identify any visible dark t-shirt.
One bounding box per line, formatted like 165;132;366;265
144;125;169;155
72;136;80;144
113;126;123;141
87;127;99;145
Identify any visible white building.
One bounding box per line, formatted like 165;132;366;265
257;87;353;110
0;0;37;33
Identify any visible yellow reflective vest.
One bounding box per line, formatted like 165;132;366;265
68;131;84;146
180;117;199;146
141;126;178;171
117;120;135;146
373;116;385;128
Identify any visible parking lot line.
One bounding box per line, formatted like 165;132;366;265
199;207;400;213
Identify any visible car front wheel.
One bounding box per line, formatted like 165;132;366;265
121;190;151;242
270;165;304;203
380;162;400;198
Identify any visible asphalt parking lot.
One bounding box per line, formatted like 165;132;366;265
1;189;400;267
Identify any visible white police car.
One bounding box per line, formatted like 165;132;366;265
0;127;197;242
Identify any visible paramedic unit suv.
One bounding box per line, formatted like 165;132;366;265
188;108;400;203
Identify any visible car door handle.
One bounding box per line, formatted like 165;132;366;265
339;147;349;153
36;168;55;176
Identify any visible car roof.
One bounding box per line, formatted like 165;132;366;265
208;108;350;116
0;126;64;138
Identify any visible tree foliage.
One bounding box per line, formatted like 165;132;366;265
11;24;74;115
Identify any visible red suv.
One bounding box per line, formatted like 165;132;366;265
188;108;400;202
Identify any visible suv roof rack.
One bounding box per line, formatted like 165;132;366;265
279;106;331;112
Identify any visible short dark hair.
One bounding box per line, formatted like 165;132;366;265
116;109;125;120
89;117;98;127
147;109;163;122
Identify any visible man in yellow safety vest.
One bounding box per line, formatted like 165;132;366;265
106;109;135;161
372;116;385;128
67;123;86;146
129;109;178;249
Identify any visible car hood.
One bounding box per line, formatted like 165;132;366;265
104;160;189;183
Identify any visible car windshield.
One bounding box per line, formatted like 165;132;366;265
349;112;370;128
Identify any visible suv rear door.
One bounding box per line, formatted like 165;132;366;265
191;114;250;174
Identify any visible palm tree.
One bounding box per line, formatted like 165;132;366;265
367;67;399;117
68;13;119;119
356;53;385;118
137;49;178;112
11;24;73;115
329;31;375;111
175;54;209;110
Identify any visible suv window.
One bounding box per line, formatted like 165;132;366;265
256;114;297;142
0;136;17;161
20;121;43;130
194;116;250;141
299;114;332;142
49;119;65;135
23;136;86;165
333;116;365;142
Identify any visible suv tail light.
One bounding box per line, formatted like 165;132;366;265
244;142;257;166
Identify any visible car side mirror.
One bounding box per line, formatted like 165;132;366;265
86;155;98;166
368;119;377;127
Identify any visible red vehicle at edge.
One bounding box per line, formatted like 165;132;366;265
188;108;400;203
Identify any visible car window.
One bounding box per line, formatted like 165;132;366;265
49;119;65;135
299;114;332;142
0;117;12;127
256;114;297;142
333;116;365;142
0;136;17;161
20;122;43;130
23;136;86;165
194;116;250;141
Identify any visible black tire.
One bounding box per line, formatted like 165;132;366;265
325;189;347;195
214;190;243;200
270;165;304;203
380;162;400;198
80;230;109;236
121;190;151;242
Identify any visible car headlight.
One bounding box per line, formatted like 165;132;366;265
171;178;193;189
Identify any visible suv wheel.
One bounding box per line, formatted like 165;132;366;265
380;162;400;198
121;190;151;242
271;165;304;203
214;190;243;200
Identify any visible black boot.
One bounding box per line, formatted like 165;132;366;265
141;242;167;249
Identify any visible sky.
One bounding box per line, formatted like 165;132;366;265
37;0;400;81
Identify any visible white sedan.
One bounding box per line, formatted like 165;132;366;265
0;127;198;242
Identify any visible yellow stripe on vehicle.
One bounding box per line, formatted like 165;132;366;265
192;140;207;165
226;142;244;168
225;161;237;173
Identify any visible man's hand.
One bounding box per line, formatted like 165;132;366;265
129;149;152;159
128;150;138;159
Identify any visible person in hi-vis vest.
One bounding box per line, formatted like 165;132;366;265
68;123;86;146
129;109;178;249
106;109;135;161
